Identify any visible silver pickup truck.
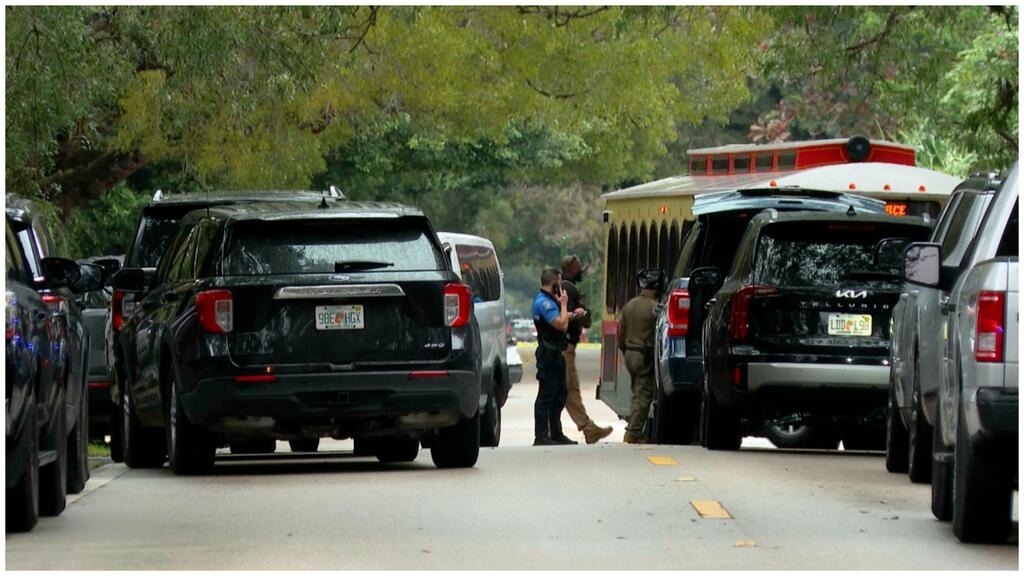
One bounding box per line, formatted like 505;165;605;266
904;161;1018;543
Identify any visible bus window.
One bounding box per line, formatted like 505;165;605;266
658;222;670;273
617;225;628;310
648;224;658;269
733;155;750;173
606;225;618;312
755;153;773;172
712;156;729;174
627;224;638;301
779;151;796;169
689;157;705;175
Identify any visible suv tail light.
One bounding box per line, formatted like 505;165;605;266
41;293;64;306
112;289;125;332
975;291;1005;363
6;292;17;342
667;288;691;336
196;289;234;334
729;285;779;342
444;283;471;327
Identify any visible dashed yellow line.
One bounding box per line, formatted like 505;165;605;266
646;456;678;466
690;500;732;519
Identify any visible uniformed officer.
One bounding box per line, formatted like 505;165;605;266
560;255;613;444
618;268;666;444
531;267;577;446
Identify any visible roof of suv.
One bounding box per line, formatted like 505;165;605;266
193;200;426;223
142;190;346;213
692;189;886;216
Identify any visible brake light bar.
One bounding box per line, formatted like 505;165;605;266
408;371;449;379
196;289;234;334
667;288;691;336
729;285;779;342
444;283;471;328
41;293;63;305
88;381;111;390
975;291;1005;363
234;375;277;384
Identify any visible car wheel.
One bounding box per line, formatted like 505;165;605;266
431;411;480;469
480;380;502;448
701;382;741;451
6;395;39;533
165;367;216;475
109;389;124;463
66;383;90;494
907;387;933;484
122;384;166;469
376;437;420;463
931;409;953;521
766;423;839;450
229;439;277;455
288;438;320;453
39;393;68;517
884;374;909;471
952;404;1013;543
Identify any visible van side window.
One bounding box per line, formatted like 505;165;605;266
455;244;501;302
996;199;1018;257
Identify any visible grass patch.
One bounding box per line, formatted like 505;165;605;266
88;441;111;458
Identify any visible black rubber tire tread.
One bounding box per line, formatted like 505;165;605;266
480;380;502;448
6;398;39;533
702;384;741;451
952;404;1013;543
66;383;90;494
884;377;909;472
375;437;421;463
767;424;839;450
907;388;933;484
289;438;320;453
165;367;216;475
109;391;124;463
931;411;953;521
654;387;699;445
431;412;481;469
39;400;68;517
122;386;166;469
229;439;277;455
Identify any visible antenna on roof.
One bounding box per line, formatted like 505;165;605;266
319;196;329;209
847;205;857;217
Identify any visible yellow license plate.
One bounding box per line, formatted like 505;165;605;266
827;313;871;336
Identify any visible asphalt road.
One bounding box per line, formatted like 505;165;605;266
6;347;1017;569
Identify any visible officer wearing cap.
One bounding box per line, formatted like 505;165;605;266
618;268;666;444
531;267;576;446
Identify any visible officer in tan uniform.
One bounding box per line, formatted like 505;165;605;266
618;268;666;444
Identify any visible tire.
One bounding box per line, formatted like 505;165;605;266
109;393;124;463
7;398;39;533
66;383;90;494
375;437;420;463
430;411;481;469
39;398;68;517
885;375;909;472
289;438;320;453
701;383;741;451
122;384;166;469
480;381;502;448
907;388;933;484
165;367;216;475
841;426;885;451
952;404;1013;543
931;410;953;521
229;439;277;455
767;423;839;450
654;387;700;445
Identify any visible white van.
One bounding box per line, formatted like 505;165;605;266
437;232;511;447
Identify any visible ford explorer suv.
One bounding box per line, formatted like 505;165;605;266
905;161;1018;543
652;189;887;445
886;173;999;483
701;210;931;451
113;200;483;474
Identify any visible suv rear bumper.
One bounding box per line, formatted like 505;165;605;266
972;387;1018;440
663;357;703;396
747;362;889;392
182;370;480;427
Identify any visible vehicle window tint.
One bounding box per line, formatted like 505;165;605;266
6;225;29;283
753;222;928;288
675;222;700;277
996;199;1018;257
133;215;184;268
940;194;987;267
223;220;443;276
15;229;42;279
456;244;501;302
154;226;192;286
194;219;221;277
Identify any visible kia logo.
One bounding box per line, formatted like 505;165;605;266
836;289;868;299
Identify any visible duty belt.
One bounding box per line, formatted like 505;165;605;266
539;339;568;351
624;345;654;352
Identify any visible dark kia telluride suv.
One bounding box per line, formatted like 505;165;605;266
114;200;483;474
701;210;931;451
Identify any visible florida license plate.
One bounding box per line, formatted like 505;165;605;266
827;313;872;336
315;305;365;330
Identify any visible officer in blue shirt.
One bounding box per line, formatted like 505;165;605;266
531;267;577;445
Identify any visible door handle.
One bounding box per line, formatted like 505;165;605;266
939;295;953;315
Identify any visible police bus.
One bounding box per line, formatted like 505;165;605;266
596;137;963;420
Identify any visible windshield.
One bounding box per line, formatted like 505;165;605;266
222;220;444;276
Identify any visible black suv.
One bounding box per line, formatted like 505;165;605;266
113;200;483;474
106;188;343;460
652;189;887;444
700;210;931;451
6;213;103;532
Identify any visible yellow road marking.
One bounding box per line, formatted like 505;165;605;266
690;500;732;519
735;541;757;548
647;456;677;466
676;476;696;482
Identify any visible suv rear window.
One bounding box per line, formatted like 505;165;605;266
753;221;928;288
223;220;444;276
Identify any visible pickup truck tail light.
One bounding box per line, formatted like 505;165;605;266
444;283;471;328
728;285;779;343
196;289;234;334
667;288;691;336
975;291;1005;363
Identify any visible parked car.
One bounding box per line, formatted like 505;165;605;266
437;231;510;447
886;173;1000;482
7;198;98;498
700;210;931;451
113;200;483;474
511;317;537;342
507;345;524;386
78;255;123;441
106;188;344;461
652;189;889;445
906;161;1018;543
6;213;103;532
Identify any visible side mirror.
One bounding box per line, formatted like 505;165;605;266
690;266;722;289
903;243;940;288
113;268;146;293
875;238;910;271
71;263;105;294
40;257;80;290
92;257;122;278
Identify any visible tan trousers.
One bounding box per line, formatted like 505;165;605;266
624;350;655;438
563;346;596;431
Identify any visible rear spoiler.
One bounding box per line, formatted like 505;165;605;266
693;188;887;216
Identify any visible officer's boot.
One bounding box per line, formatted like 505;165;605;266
583;422;613;444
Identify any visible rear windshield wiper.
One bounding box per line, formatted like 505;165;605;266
334;260;394;272
845;270;900;281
